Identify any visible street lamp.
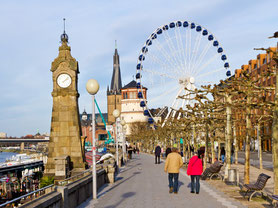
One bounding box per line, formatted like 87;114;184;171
113;109;120;169
86;79;99;200
120;119;126;163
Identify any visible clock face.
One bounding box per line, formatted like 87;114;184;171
57;73;72;88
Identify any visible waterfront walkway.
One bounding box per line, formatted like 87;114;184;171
79;153;245;208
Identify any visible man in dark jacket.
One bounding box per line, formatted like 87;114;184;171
155;145;161;164
165;147;172;158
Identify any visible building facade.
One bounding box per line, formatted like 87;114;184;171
233;44;277;151
0;132;7;138
80;110;108;146
121;80;148;135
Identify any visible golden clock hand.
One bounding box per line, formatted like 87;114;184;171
63;77;69;83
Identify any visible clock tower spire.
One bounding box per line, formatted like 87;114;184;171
45;20;85;177
107;42;122;124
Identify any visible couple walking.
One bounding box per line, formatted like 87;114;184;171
164;150;203;194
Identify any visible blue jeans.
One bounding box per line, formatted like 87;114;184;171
221;155;225;163
191;175;200;193
168;173;179;192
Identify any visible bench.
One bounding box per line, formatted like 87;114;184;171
269;195;278;207
243;173;271;201
201;164;223;180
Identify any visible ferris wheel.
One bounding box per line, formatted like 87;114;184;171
135;20;231;126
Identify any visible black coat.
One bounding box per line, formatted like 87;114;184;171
220;148;225;156
155;146;161;156
165;148;172;158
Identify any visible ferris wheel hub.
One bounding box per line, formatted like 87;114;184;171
178;77;195;86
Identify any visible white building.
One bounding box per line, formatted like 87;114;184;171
120;80;148;135
0;132;7;138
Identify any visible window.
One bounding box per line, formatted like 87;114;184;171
130;92;136;99
98;134;107;141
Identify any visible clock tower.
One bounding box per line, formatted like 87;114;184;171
45;28;85;176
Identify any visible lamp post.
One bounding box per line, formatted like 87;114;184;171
113;109;120;169
86;79;99;200
120;119;126;163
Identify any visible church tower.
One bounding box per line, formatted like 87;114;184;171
45;23;85;177
107;42;122;124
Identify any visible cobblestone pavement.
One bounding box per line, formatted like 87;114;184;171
79;153;246;208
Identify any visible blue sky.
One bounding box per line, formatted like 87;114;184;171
0;0;277;137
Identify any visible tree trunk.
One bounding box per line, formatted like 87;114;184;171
233;125;238;165
204;124;209;170
187;142;191;159
244;102;251;184
218;137;221;160
193;124;197;152
171;132;174;147
257;123;263;170
226;94;232;169
272;57;278;194
211;136;215;163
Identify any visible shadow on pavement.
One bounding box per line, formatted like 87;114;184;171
178;181;184;189
97;171;138;198
133;171;141;175
104;192;136;208
119;165;137;174
115;176;123;181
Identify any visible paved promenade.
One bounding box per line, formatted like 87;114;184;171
79;153;245;208
237;151;273;170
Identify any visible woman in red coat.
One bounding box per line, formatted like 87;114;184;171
187;151;203;194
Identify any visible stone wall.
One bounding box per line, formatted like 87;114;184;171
20;192;62;208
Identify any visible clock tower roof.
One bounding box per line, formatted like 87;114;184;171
60;18;68;43
50;19;78;73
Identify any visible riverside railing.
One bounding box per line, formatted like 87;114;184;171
0;184;55;208
58;169;92;186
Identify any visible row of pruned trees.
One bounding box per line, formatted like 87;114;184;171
128;44;278;194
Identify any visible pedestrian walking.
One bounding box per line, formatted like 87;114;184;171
220;147;225;163
133;143;136;154
231;145;234;164
164;147;183;194
128;145;133;159
187;151;203;194
165;147;171;158
155;145;161;164
136;147;140;154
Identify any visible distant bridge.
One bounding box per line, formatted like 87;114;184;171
0;138;49;150
0;138;49;143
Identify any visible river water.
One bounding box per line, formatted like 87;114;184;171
0;152;18;163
